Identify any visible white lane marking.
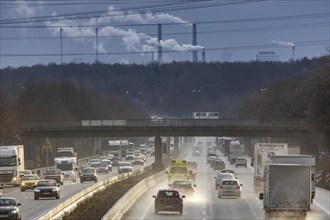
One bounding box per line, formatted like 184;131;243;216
139;193;154;220
314;201;330;216
244;197;258;219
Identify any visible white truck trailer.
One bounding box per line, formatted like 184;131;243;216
0;145;25;186
253;143;288;191
259;164;311;218
272;155;316;203
108;140;122;158
229;140;244;164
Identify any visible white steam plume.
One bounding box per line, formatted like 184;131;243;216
272;40;294;47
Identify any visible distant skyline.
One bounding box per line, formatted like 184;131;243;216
0;0;329;68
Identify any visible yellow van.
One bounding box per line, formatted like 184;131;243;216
167;160;190;184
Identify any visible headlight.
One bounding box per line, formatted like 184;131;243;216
21;182;26;186
52;188;59;192
34;189;40;192
11;209;19;214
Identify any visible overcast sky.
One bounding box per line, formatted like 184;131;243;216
0;0;329;68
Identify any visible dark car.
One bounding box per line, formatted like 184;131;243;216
44;168;64;185
152;189;185;215
0;197;22;220
80;167;98;183
34;180;61;200
213;159;226;171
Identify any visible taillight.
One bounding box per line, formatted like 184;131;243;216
236;185;240;189
219;185;223;189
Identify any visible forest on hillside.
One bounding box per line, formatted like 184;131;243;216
0;56;329;163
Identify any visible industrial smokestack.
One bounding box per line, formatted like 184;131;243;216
192;23;197;63
292;45;295;61
202;48;205;62
158;24;163;64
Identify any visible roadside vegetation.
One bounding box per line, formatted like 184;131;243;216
63;169;157;220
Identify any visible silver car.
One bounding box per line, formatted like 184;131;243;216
218;179;242;198
214;173;236;190
235;157;247;168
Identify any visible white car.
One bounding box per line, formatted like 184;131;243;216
218;179;242;198
118;161;133;174
90;159;100;167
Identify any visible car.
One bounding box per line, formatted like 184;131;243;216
118;161;133;174
218;179;242;198
0;186;2;198
250;158;254;166
189;169;197;183
44;168;64;185
214;173;236;190
80;167;98;183
19;174;39;191
235;157;247;168
213;159;226;171
192;149;201;156
95;163;109;174
132;156;144;166
126;151;135;161
90;159;101;167
169;180;197;196
111;157;121;166
100;159;112;171
219;169;238;178
152;189;185;215
207;155;217;164
34;179;61;200
106;154;115;160
98;155;107;160
0;197;22;220
18;170;32;179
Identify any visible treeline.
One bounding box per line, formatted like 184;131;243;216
0;56;329;147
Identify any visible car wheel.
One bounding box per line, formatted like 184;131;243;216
34;196;38;200
21;188;25;192
56;195;60;199
218;194;221;198
179;209;183;215
61;182;64;185
95;179;98;183
80;180;83;183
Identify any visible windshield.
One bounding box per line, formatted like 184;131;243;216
46;169;61;175
170;167;188;174
0;156;17;166
56;163;74;171
21;175;38;180
0;199;16;206
37;181;56;187
81;168;95;173
56;151;75;157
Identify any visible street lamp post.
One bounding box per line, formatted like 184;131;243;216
192;89;201;119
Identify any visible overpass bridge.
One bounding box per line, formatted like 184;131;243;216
21;119;313;169
22;119;311;138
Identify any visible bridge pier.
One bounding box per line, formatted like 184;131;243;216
174;137;179;157
153;136;163;170
92;137;102;154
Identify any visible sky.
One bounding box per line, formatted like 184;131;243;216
0;0;329;68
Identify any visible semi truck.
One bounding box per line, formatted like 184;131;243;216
108;140;122;159
229;140;244;164
54;147;77;182
253;143;288;192
259;164;311;218
0;145;25;186
272;155;316;203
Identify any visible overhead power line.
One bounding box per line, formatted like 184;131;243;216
1;40;328;57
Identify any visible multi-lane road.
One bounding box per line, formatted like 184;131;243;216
1;156;154;219
123;138;330;220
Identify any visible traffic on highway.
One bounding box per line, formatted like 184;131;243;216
122;137;330;220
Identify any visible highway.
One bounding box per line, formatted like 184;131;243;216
1;156;154;219
123;138;330;220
